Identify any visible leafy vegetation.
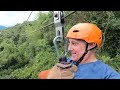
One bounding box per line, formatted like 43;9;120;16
0;11;120;79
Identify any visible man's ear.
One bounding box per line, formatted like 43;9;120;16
87;43;96;50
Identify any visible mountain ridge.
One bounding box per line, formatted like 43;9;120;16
0;25;7;30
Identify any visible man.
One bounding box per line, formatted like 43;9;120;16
38;23;120;79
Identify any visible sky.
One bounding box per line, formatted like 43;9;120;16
0;11;48;27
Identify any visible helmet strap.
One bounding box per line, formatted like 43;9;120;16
75;43;97;66
75;43;88;66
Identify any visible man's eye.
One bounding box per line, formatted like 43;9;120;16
68;41;78;45
72;42;78;45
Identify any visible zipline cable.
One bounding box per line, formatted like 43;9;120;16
26;11;76;37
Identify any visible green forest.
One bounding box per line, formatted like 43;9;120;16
0;11;120;79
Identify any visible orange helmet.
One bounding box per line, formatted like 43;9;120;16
66;23;102;48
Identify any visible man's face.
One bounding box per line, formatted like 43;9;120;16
68;38;86;61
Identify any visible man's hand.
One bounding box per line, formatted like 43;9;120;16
46;62;78;79
38;61;78;79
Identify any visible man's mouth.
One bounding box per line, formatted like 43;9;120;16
71;53;76;55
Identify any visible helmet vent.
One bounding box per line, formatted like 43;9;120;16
73;30;79;32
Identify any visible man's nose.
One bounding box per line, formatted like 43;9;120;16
68;43;73;51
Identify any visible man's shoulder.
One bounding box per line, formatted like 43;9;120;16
97;60;120;79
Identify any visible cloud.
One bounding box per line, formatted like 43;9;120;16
0;11;40;27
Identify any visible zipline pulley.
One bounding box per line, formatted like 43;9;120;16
53;11;68;59
54;11;64;41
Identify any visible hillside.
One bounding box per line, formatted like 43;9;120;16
0;25;7;30
0;11;120;79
